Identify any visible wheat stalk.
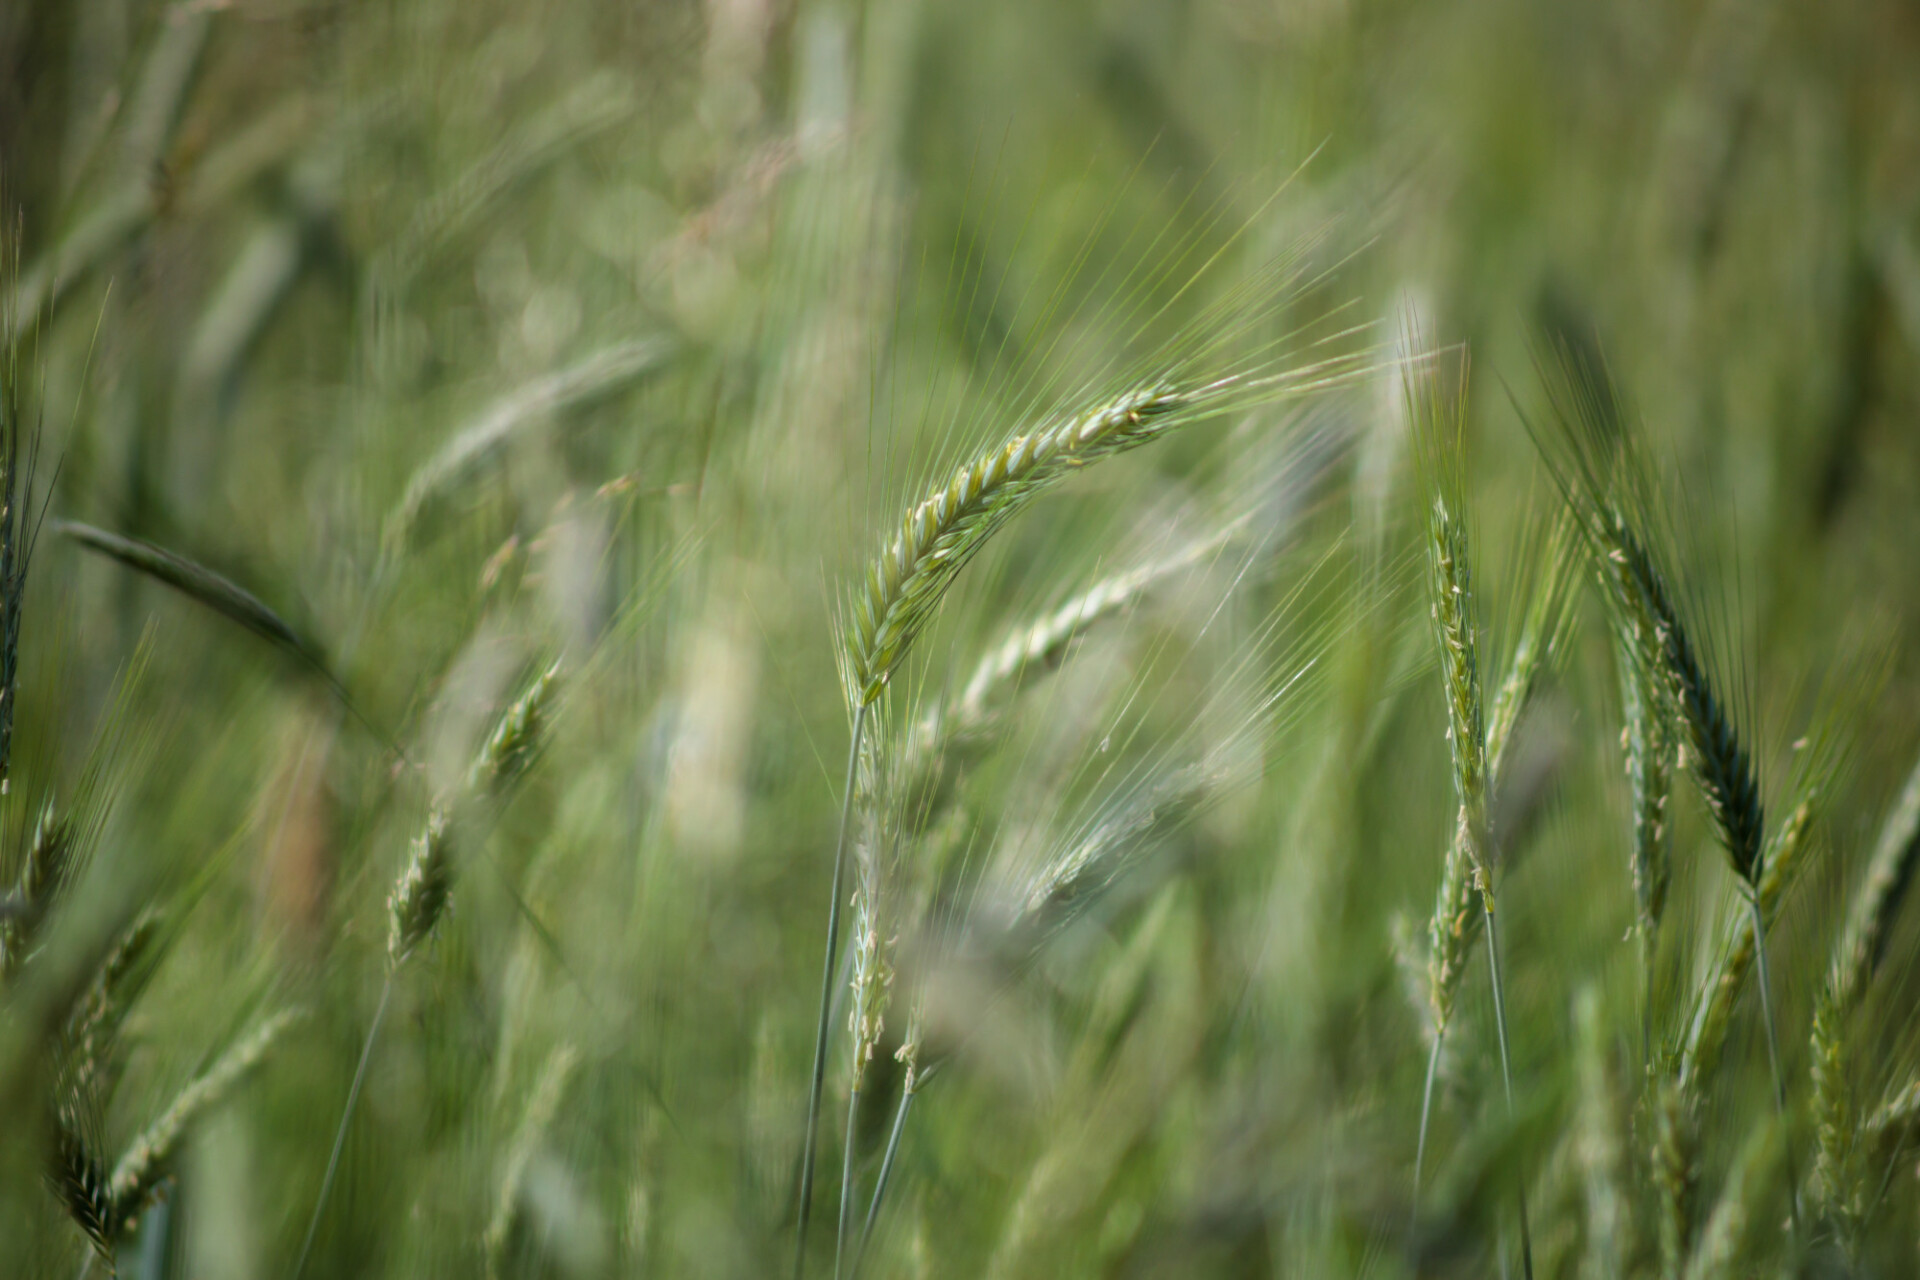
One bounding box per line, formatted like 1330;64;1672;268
1532;345;1801;1231
1407;357;1533;1277
798;352;1356;1275
297;661;559;1280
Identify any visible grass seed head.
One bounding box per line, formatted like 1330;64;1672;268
108;1008;302;1235
473;661;562;799
389;808;454;966
50;1117;116;1259
849;382;1191;706
1831;748;1920;1013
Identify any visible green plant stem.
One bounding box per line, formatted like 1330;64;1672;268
292;973;393;1280
853;1079;917;1278
1747;895;1802;1234
1481;894;1534;1280
795;701;869;1280
1411;1027;1444;1231
836;1087;860;1280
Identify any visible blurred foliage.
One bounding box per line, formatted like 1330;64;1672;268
1;0;1919;1276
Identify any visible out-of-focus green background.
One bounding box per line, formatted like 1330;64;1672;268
3;0;1920;1276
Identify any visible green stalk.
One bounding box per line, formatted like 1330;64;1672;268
1747;895;1801;1234
853;1076;917;1278
835;1087;860;1279
795;701;869;1279
292;973;393;1280
1411;1028;1444;1227
1481;896;1534;1280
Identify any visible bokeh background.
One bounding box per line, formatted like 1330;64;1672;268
3;0;1920;1276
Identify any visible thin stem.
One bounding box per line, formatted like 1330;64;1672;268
1481;894;1534;1280
835;1087;861;1280
1747;895;1802;1234
1411;1027;1444;1235
292;972;394;1280
853;1077;917;1277
795;701;869;1280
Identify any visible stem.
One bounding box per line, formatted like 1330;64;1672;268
292;973;394;1280
1747;895;1802;1234
835;1087;860;1280
1411;1026;1444;1235
795;701;869;1280
1481;894;1534;1280
853;1076;917;1278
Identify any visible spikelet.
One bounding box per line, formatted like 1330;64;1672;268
849;383;1196;706
1864;1077;1920;1150
1421;509;1576;1041
1424;825;1481;1040
960;528;1234;736
1607;528;1764;887
50;1117;116;1259
108;1009;303;1234
50;912;163;1259
1013;758;1218;930
388;809;453;966
843;345;1370;713
1808;990;1863;1244
64;911;163;1105
1427;486;1489;885
1830;748;1920;1014
846;882;893;1096
1619;652;1674;971
3;801;72;978
472;661;562;799
1412;360;1492;1038
847;735;894;1095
